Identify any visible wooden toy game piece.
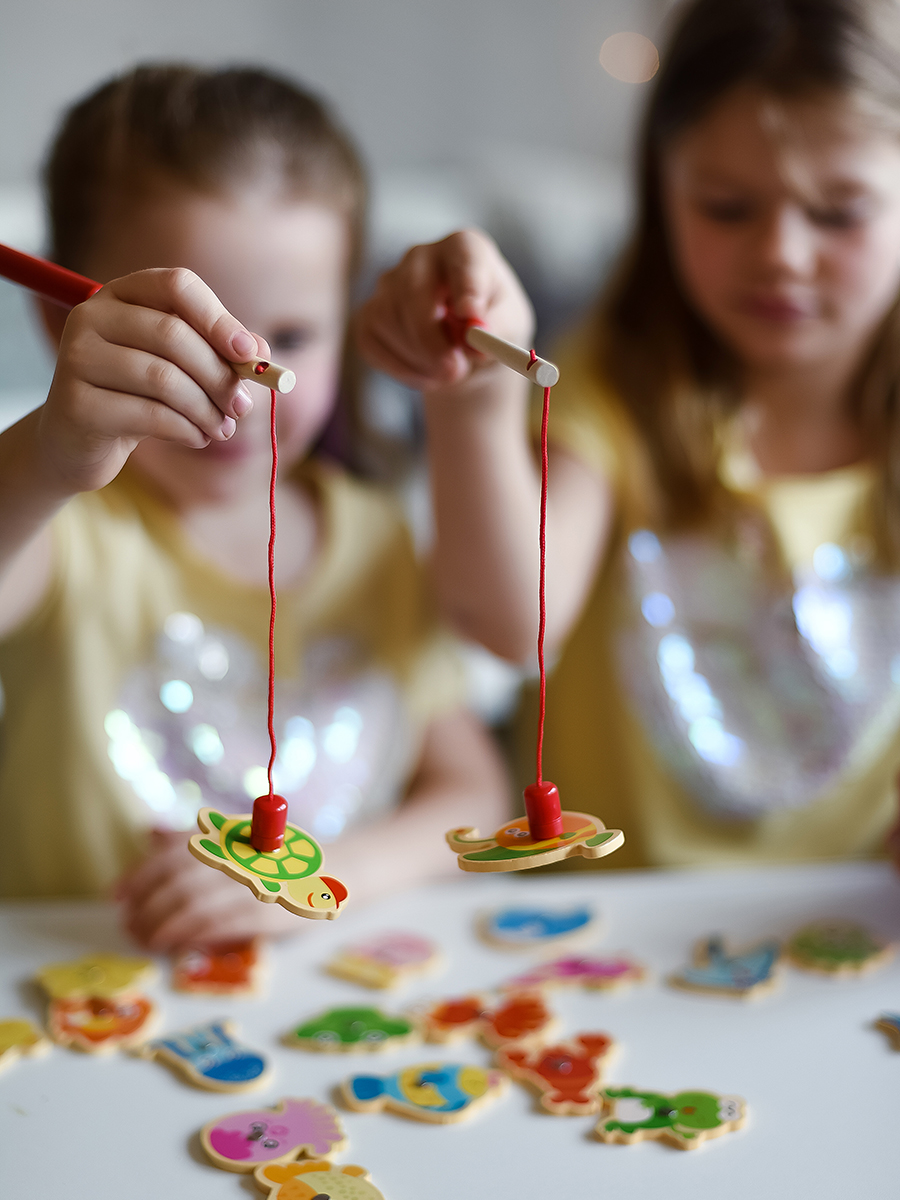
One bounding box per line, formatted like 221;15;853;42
172;939;264;995
285;1006;417;1053
327;932;440;989
669;935;781;1000
200;1097;346;1172
137;1019;271;1092
48;994;157;1054
497;1033;617;1115
36;953;155;1000
342;1062;508;1124
442;315;624;873
0;1019;50;1074
255;1161;386;1200
421;992;557;1049
504;954;646;994
786;920;894;976
594;1087;747;1149
478;903;598;952
875;1013;900;1050
189;808;347;920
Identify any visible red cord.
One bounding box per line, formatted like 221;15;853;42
532;354;551;786
266;387;278;798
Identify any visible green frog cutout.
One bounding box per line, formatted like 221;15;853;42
595;1087;746;1149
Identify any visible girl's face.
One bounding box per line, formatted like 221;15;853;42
83;181;350;504
662;86;900;376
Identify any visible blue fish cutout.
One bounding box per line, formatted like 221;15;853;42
143;1020;269;1091
485;905;594;947
672;936;780;996
343;1062;507;1123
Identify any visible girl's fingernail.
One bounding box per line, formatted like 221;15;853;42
221;416;236;439
234;386;253;416
232;330;256;358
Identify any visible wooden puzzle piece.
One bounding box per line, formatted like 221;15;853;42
497;1033;617;1114
669;936;781;999
327;932;440;989
285;1006;417;1053
875;1013;900;1050
595;1087;746;1149
189;808;347;920
254;1160;385;1200
172;940;263;995
479;904;598;951
421;991;556;1049
786;920;894;977
137;1019;271;1092
0;1019;50;1074
35;953;155;1000
48;994;157;1054
200;1098;346;1172
342;1062;508;1123
504;954;646;993
446;811;624;873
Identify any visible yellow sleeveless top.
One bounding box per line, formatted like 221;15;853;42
0;460;463;897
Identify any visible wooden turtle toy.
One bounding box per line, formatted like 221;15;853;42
189;808;348;919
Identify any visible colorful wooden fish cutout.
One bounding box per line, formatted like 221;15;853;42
138;1019;271;1092
504;955;646;993
189;808;347;920
669;936;781;999
254;1161;385;1200
497;1033;617;1114
480;904;598;951
786;921;894;977
286;1006;417;1053
595;1087;747;1149
200;1098;346;1172
36;953;155;1000
421;992;556;1049
446;812;624;873
327;932;440;989
48;994;157;1054
0;1019;50;1075
342;1062;508;1123
875;1013;900;1050
173;940;263;995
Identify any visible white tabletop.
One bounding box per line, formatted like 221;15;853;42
2;860;900;1199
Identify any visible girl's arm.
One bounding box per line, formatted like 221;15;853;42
0;269;265;638
117;708;510;950
356;230;614;663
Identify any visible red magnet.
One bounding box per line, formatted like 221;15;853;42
524;781;564;841
250;793;288;852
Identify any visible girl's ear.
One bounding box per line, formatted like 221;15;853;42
34;296;68;348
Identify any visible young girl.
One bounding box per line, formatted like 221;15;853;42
356;0;900;869
0;66;508;943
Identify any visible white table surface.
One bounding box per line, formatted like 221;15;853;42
2;861;900;1199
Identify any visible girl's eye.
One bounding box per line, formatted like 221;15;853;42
807;205;866;230
270;327;313;352
698;199;755;223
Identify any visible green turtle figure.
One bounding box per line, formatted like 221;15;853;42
286;1007;416;1053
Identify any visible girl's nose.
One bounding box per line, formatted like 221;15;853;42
755;204;817;278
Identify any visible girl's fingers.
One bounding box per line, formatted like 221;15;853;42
439;230;500;323
70;385;220;449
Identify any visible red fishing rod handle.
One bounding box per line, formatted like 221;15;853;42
0;242;101;309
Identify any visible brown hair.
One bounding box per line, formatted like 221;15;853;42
598;0;900;551
44;64;367;280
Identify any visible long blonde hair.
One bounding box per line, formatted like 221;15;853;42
599;0;900;553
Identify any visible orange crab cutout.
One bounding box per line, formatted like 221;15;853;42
48;994;158;1054
422;991;557;1050
496;1032;618;1114
446;811;624;873
254;1160;385;1200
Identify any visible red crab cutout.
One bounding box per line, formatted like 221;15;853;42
496;1032;617;1114
423;991;555;1049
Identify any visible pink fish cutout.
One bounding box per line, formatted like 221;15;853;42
201;1097;346;1173
504;955;646;993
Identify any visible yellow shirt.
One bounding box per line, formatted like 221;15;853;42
0;460;463;898
520;337;900;869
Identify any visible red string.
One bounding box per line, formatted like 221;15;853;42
528;350;551;786
266;387;278;798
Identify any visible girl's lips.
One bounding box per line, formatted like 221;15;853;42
738;294;816;322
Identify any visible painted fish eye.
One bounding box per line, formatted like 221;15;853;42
262;1139;279;1149
363;1030;385;1041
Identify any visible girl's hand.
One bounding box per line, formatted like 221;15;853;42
39;267;269;494
355;229;534;391
115;830;299;951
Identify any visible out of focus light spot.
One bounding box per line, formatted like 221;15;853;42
160;679;194;713
812;542;850;583
641;591;675;627
188;724;225;765
599;32;659;83
322;706;363;763
243;765;269;799
164;612;204;644
628;529;662;563
793;586;857;679
198;640;230;681
314;805;347;841
688;716;744;766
